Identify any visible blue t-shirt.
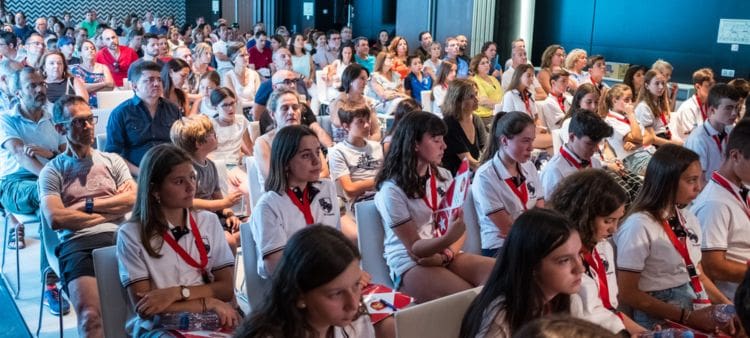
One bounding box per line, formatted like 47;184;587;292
104;96;182;167
404;72;433;103
354;55;375;74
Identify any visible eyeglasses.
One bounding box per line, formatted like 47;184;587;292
219;101;236;108
26;82;47;90
63;115;98;128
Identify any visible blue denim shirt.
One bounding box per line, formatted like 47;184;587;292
105;96;181;167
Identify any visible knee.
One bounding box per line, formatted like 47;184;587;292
78;306;103;333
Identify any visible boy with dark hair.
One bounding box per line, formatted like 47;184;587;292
675;68;716;138
403;54;432;104
540;109;613;199
693;119;750;299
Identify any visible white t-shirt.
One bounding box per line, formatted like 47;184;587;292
538;93;571;130
574;240;626;334
223;68;261;108
684;121;732;181
635;101;668;136
432;84;447;117
604;110;641;160
472;155;543;249
209;117;249;166
249;179;340;278
539;145;602;200
501;89;536;118
692;177;750;299
328;139;383;201
614;209;703;292
117;210;235;334
674;95;705;139
374;167;453;280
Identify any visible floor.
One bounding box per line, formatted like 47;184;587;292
1;215;78;337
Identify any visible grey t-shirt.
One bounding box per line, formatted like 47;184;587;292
38;150;133;241
193;158;221;200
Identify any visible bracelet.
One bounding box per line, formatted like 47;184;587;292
201;298;207;313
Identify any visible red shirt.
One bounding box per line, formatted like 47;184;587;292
248;46;272;70
96;46;140;87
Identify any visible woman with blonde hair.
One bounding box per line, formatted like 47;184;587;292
564;48;589;88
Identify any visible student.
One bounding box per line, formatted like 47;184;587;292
558;83;600;141
422;41;442;80
736;269;750;333
403;55;432;105
431;60;456;117
693;120;750;299
674;68;716;139
472;112;544;257
583;55;609;91
501;63;552;152
538;68;571;131
540;110;612;200
614;144;733;332
459;208;585;338
548;169;646;335
635;69;679;148
328;102;384;241
195;71;220;116
374;111;493;303
599;84;645;166
684;83;740;182
623;64;647;97
170;114;243;252
382;98;421;155
117;144;240;336
250;125;340;279
652;59;680;111
235;225;377;337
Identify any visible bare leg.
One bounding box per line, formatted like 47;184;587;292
448;253;495;286
400;265;472;304
373;316;395;338
340;213;358;244
67;276;104;338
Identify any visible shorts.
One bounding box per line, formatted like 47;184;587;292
632;282;695;330
56;232;117;294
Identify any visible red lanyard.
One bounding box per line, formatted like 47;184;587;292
582;248;617;313
553;93;565;112
704;125;725;153
659;113;672;140
696;96;707;121
287;186;315;225
422;169;438;213
162;212;209;279
711;172;750;220
520;90;532;116
607;112;629;125
660;211;705;296
559;146;588;169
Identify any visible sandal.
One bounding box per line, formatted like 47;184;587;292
7;224;25;250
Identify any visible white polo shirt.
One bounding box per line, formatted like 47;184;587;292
472;154;543;250
575;240;625;334
674;95;705;139
374;167;453;280
692;177;750;299
0;103;64;177
635;102;669;136
684;121;732;181
117;210;235;333
250;179;340;278
538;93;571;130
615;209;703;292
540;145;602;200
501;89;537;118
604;110;642;160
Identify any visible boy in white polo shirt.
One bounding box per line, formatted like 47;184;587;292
674;68;716;139
684;83;740;183
693;120;750;299
538;69;572;131
540;109;612;200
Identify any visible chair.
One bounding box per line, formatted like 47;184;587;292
96;90;133;110
354;200;393;289
248;121;261;142
93;246;132;338
420;90;432;113
213;159;230;196
1;212;40;298
95;133;108;150
239;222;271;313
91;108;113;136
244;156;263;209
394;286;482;338
36;215;64;336
668;111;684;143
551;129;563;154
461;190;482;255
318;115;334;138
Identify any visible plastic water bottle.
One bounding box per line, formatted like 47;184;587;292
712;304;736;326
637;328;692;338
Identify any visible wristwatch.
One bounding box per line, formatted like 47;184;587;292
180;285;190;301
84;197;94;214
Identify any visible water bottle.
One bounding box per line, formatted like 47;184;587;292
637;328;691;338
711;304;736;327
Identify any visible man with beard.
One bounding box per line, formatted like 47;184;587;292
0;67;70;315
105;61;181;176
95;28;138;87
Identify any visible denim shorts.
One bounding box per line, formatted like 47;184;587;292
632;283;695;330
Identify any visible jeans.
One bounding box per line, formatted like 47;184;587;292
632;283;695;330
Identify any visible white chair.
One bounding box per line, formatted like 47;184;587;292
92;108;113;136
96;133;108;150
244;156;264;209
96;90;133;110
1;212;39;298
239;222;271;313
551;128;563;154
36;215;64;336
354;200;393;289
461;190;482;255
93;245;132;338
395;286;482;338
668;111;684;143
318;115;334;138
420;90;432;113
248;121;261;142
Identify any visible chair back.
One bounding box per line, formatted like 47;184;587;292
239;222;271;313
461;189;482;255
92;108;113;135
93;246;132;338
420;90;432;113
244;156;264;209
97;90;133;110
354;200;393;288
395;286;482;338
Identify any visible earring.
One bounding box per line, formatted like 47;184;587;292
297;301;306;308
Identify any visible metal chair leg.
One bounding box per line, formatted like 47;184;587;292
36;267;50;337
14;225;20;298
1;215;7;271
